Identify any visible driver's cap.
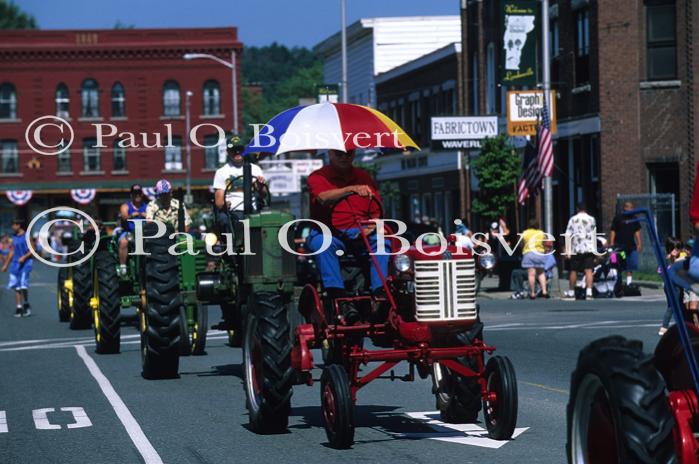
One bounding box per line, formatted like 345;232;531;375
227;135;244;155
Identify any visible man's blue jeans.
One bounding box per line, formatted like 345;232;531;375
306;228;390;292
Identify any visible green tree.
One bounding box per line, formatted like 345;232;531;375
472;135;520;221
0;0;37;29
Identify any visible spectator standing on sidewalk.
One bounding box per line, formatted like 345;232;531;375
610;201;642;286
1;219;34;317
564;203;598;300
520;218;549;299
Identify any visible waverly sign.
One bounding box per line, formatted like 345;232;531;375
430;116;499;151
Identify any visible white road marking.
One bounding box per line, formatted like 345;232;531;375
32;408;61;430
0;334;230;352
0;411;7;433
394;411;528;448
74;345;163;464
61;407;92;429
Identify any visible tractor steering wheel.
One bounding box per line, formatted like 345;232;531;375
329;192;384;238
223;175;271;212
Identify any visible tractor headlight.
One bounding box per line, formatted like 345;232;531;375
204;233;218;248
394;254;411;273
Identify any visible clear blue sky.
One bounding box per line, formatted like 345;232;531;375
14;0;459;48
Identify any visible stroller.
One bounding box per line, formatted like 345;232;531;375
573;248;639;299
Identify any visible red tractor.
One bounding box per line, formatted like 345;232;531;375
243;196;518;448
566;209;699;463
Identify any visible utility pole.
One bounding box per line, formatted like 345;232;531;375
542;0;553;235
340;0;348;103
185;90;193;203
459;0;471;224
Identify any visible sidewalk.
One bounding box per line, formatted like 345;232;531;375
477;276;666;301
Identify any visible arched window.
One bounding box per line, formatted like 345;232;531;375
55;83;70;118
81;79;99;117
0;83;17;119
113;140;127;172
111;82;125;118
203;80;220;115
163;80;181;116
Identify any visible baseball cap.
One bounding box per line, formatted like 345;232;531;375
227;135;244;154
490;222;499;230
130;184;143;194
154;179;172;196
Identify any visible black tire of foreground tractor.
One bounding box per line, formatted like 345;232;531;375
141;236;183;380
244;292;294;434
57;268;70;322
94;250;121;354
70;254;93;330
321;364;355;449
190;304;208;356
566;336;675;464
483;355;518;440
435;324;483;423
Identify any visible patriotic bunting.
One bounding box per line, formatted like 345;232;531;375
70;189;96;205
5;190;32;206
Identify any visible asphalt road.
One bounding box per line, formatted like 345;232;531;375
0;264;669;464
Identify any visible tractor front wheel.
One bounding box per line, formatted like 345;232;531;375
566;336;675;463
56;268;70;322
93;250;121;354
321;364;355;449
483;355;518;440
69;252;93;330
244;292;293;434
141;236;183;379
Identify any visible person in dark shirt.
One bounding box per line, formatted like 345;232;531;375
609;201;642;285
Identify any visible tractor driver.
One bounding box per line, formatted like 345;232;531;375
118;184;147;276
212;135;266;234
306;149;391;324
145;179;191;231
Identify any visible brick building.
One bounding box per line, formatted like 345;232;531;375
0;28;241;229
462;0;699;236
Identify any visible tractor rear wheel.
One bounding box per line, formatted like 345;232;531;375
57;268;70;322
321;364;355;449
483;355;518;440
141;235;183;379
94;250;120;354
190;304;208;356
69;253;92;330
566;336;675;463
434;324;484;423
244;292;294;434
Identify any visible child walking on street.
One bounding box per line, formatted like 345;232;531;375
1;219;34;317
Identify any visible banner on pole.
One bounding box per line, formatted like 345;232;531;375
500;0;537;88
507;90;556;136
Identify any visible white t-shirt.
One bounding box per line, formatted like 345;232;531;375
212;162;264;211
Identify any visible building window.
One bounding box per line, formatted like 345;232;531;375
164;136;183;171
83;138;101;172
0;83;17;119
57;148;71;173
203;80;221;115
204;134;220;169
55;83;70;119
163;81;181;116
646;1;676;80
113;140;127;172
0;140;18;174
575;9;590;84
111;82;125;118
81;79;99;118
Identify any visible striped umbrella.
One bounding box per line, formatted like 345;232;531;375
243;102;418;156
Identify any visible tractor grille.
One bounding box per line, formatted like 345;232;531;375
414;258;477;322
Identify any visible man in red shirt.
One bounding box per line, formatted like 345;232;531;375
306;149;390;323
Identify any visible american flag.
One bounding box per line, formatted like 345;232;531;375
517;142;542;204
537;96;554;177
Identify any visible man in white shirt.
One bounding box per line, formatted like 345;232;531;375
564;203;598;300
212;135;266;232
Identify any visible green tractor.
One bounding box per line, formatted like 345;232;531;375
195;161;297;352
56;226;96;330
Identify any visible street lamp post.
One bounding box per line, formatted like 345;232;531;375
185;90;193;202
183;51;239;134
